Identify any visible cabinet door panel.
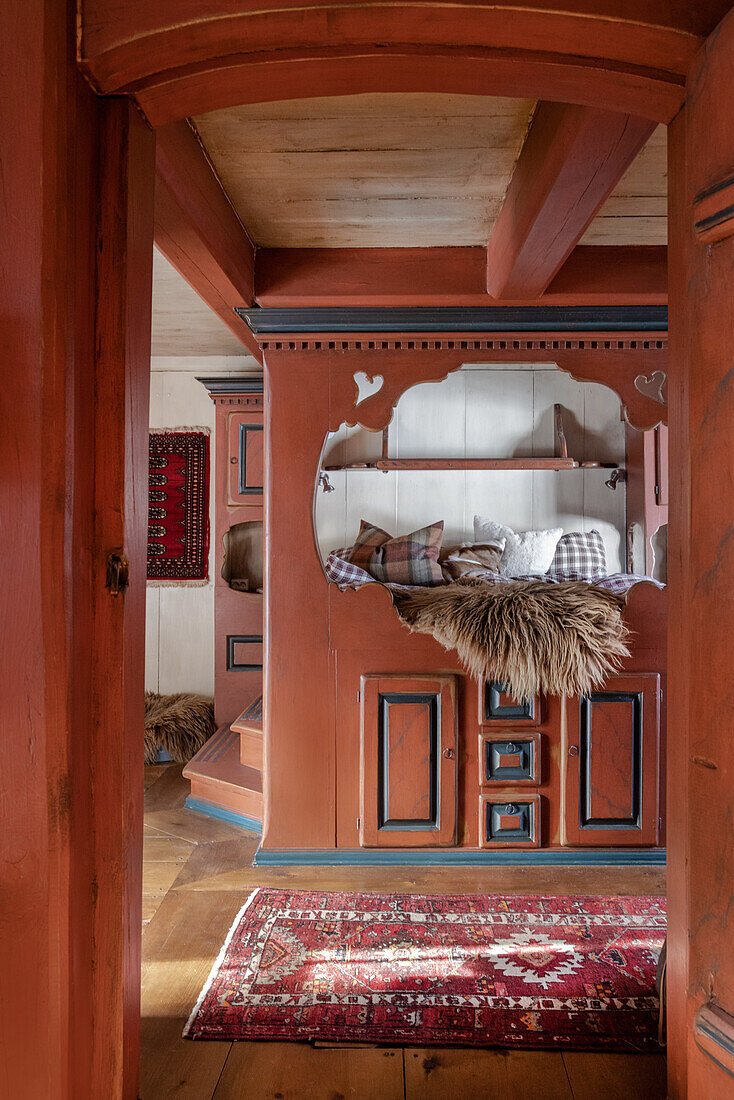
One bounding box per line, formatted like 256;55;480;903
565;674;660;846
228;412;263;504
360;675;456;847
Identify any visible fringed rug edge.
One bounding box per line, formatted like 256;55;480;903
183;887;262;1039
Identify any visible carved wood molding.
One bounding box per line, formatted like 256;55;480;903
209;394;264;409
263;336;668;430
261;336;668;353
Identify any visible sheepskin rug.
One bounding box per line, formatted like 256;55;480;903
392;579;630;701
144;691;215;764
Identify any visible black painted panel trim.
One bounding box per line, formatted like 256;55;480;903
238;422;264;495
226;634;264;672
484;738;537;783
483;800;536;844
483;681;535;722
196;375;264;393
579;691;642;829
378;691;439;831
238;306;668;334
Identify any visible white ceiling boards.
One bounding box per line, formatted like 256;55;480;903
193;94;666;249
193;94;534;248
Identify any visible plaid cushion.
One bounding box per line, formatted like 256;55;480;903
547;530;607;581
348;521;392;569
324;550;376;588
345;519;445;585
371;521;445;585
593;573;665;595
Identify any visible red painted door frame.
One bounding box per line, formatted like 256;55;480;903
0;4;154;1098
667;10;734;1096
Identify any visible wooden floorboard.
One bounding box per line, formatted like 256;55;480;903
562;1052;667;1100
144;762;190;811
140;764;667;1100
404;1048;573;1099
212;1044;405;1099
140;889;240;1099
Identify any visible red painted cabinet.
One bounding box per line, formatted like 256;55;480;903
564;673;661;846
200;377;265;725
359;675;457;847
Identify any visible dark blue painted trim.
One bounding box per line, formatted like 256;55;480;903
185;796;263;835
196;375;264;394
238;305;668;335
253;847;665;867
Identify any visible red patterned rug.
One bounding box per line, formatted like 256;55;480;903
184;889;666;1050
147;431;209;583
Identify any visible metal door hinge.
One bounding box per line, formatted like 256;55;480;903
356;690;361;702
105;553;129;597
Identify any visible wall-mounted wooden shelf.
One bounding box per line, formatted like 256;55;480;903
324;405;620;473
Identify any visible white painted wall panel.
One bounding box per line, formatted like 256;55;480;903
158;584;215;697
397;372;467;545
315;364;628;572
145;588;160;693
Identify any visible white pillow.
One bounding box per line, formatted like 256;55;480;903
474;516;563;577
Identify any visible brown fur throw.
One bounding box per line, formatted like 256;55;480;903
144;691;215;764
392;579;630;701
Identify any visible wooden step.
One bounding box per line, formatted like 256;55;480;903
183;726;263;828
239;728;263;770
231;695;264;769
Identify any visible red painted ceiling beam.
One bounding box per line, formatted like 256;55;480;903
78;1;731;127
255;246;666;307
486;103;657;300
154;119;261;360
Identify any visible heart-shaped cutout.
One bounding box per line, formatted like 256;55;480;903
634;370;667;405
353;370;384;406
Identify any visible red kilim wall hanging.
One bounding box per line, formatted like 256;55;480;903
147;430;210;584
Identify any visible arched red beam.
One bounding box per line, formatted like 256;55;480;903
129;48;683;128
80;3;701;91
76;1;727;124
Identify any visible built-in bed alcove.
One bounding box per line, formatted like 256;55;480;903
316;363;667;583
294;360;668;862
244;333;672;869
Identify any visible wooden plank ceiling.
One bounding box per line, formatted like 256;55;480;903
151;92;667;352
192;93;666;249
151;249;249;356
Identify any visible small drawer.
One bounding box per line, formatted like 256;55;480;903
479;731;541;786
479;681;541;726
479;794;541;848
